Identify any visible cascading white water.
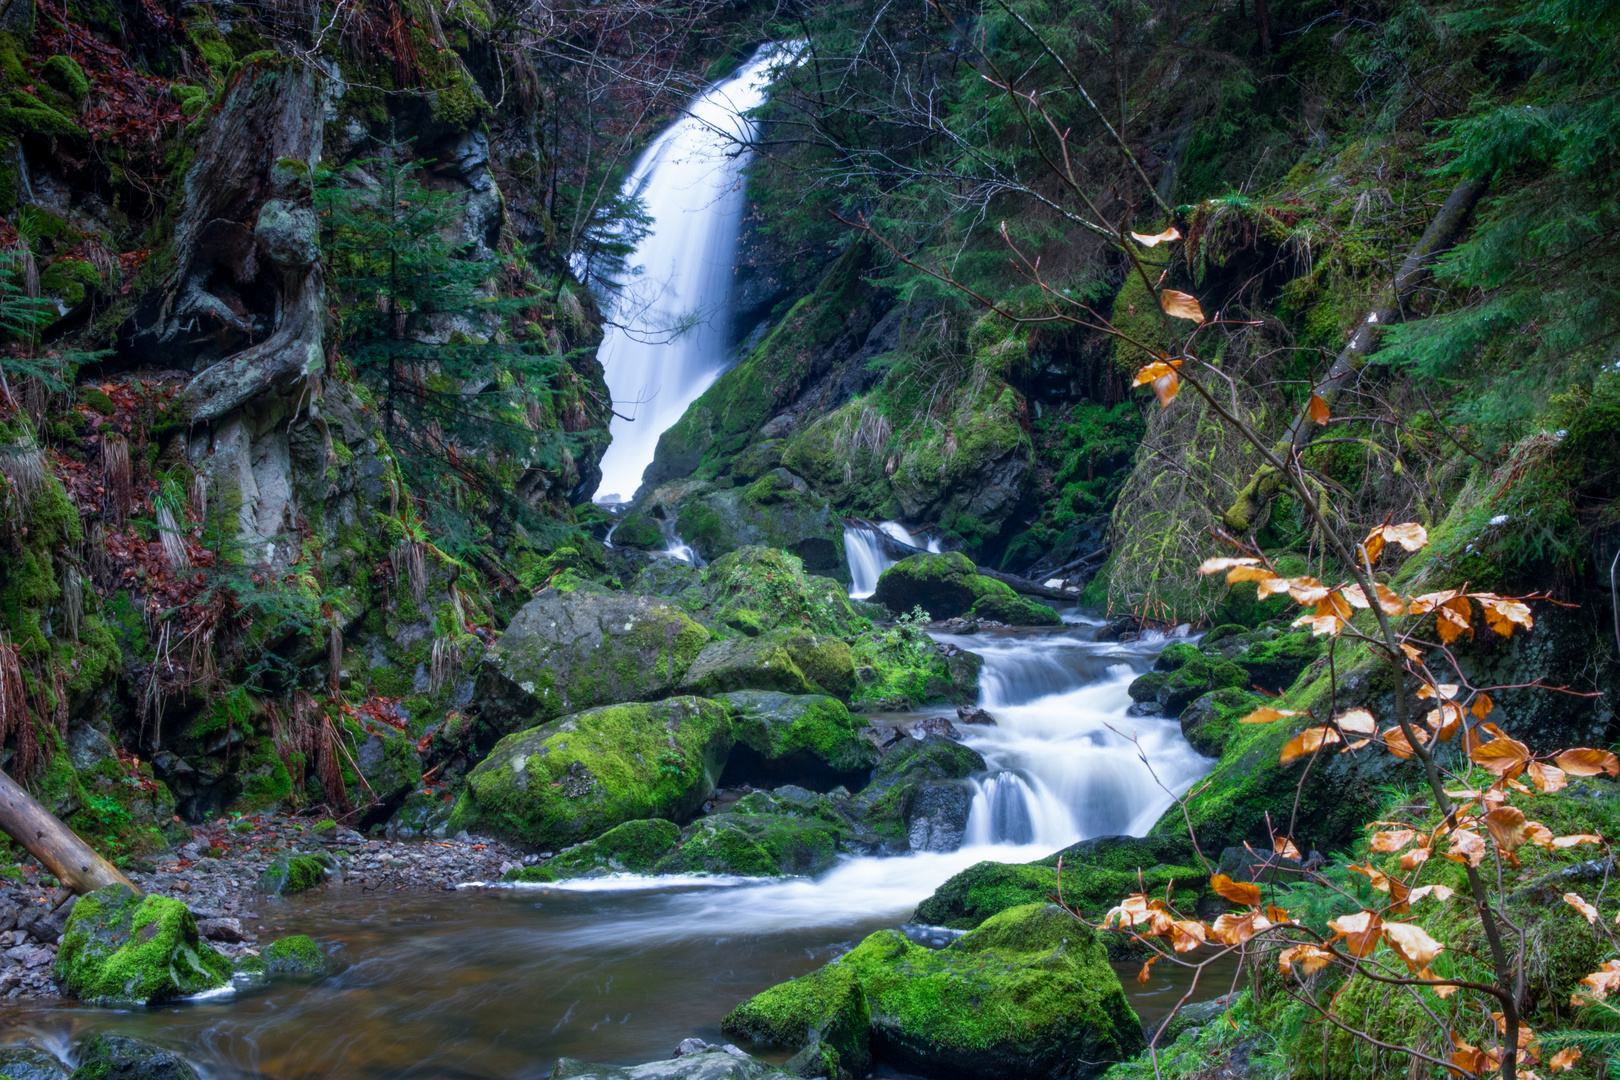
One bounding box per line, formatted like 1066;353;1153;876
952;628;1213;846
591;46;789;504
843;521;943;598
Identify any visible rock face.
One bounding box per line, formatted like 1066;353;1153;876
474;589;711;745
716;691;878;791
55;884;231;1006
451;698;733;848
680;632;856;700
671;469;848;580
724;903;1145;1080
871;553;1059;625
842;735;985;854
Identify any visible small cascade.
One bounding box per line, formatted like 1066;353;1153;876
591;46;791;503
658;517;699;565
843;521;943;598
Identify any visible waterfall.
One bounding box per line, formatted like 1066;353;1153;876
591;46;789;504
946;627;1213;846
843;521;943;598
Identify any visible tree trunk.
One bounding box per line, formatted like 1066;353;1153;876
0;770;139;896
1223;175;1488;532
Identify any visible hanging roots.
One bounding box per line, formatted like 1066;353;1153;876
391;540;428;607
190;471;209;521
156;502;189;571
315;705;349;813
428;634;461;695
328;620;344;691
0;634;36;778
0;436;45;522
102;433;133;526
61;566;82;642
271;691;319;792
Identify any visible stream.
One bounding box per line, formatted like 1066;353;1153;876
0;51;1221;1077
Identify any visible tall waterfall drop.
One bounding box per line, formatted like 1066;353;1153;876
591;47;786;504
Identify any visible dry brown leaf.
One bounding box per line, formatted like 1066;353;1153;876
1335;709;1377;735
1308;394;1330;425
1275;836;1301;860
1437;598;1474;644
1291;612;1346;637
1474;594;1534;637
1470;693;1494;719
1426;703;1464;742
1170;920;1208;953
1485;806;1531;852
1198;557;1260;574
1210;873;1262;906
1132;359;1182;386
1225;566;1279;588
1399;641;1423;663
1280;726;1341;765
1578;960;1620;1001
1408;588;1462;614
1470;732;1533;779
1370;828;1417;852
1255;575;1293;600
1400;846;1431;871
1408;884;1454;904
1445;830;1486;867
1211;912;1272;945
1384;523;1429;551
1551;833;1602;848
1326;910;1383;957
1554;748;1620;777
1159;289;1205;322
1285;576;1330;604
1277;944;1333;977
1383;921;1444;972
1316;591;1354;621
1131;227;1182;247
1527;760;1568;793
1239;706;1303;725
1382;725;1416;760
1416;683;1462;700
1548;1047;1581;1072
1564;892;1600;925
1138;956;1156;984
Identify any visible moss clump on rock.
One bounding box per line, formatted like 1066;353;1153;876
672;469;848;580
450;697;733;849
656;788;851;877
725;903;1144;1080
722;961;871;1079
524;818;683;879
1128;654;1250;717
871;552;1058;625
679;630;855;700
263;934;326;976
55;884;232;1006
697;546;866;639
716;690;878;787
610;510;664;550
256;853;333;895
68;1033;201;1080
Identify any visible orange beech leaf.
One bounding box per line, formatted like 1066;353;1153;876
1292;613;1346;637
1470;733;1532;779
1277;944;1333;977
1450;1034;1491;1076
1350;862;1392;893
1308;394;1330;425
1426;703;1464;742
1131;227;1182;247
1551;833;1602;848
1159;289;1204;322
1102;894;1155;928
1326;911;1383;957
1239;706;1303;724
1445;830;1486;867
1383;921;1444;972
1554;748;1620;777
1400;846;1431;871
1473;594;1534;637
1226;566;1279;586
1416;683;1462;700
1409;589;1462;614
1274;836;1301;860
1211;912;1272;945
1408;884;1454;904
1132;359;1182;386
1170;920;1208;953
1341;580;1408;616
1280;726;1341;764
1484;806;1531;852
1564;892;1600;925
1370;828;1417;852
1577;960;1620;1002
1210;874;1262;906
1527;761;1568;793
1548;1047;1581;1072
1266;904;1292;923
1138;956;1157;984
1399;641;1424;663
1524;821;1555;850
1150;371;1180;407
1316;591;1354;621
1285;576;1330;604
1470;693;1494;719
1437;598;1474;643
1384;523;1429;551
1198;557;1260;574
1381;725;1416;760
1335;709;1377;735
1420;967;1458;998
1255;575;1293;600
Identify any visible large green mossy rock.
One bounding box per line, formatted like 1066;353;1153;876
256;852;334;894
450;698;733;848
655;789;851;877
1128;651;1250;718
672;469;848;581
871;552;1058;625
697;547;866;638
68;1034;200;1080
474;588;710;746
723;961;871;1080
914;834;1206;930
55;885;232;1006
1177;687;1270;758
717;691;877;788
680;631;855;700
263;934;327;976
842;735;984;853
505;818;683;881
725;903;1144;1080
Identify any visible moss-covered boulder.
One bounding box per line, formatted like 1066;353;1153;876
656;788;851;877
611;508;666;550
257;852;334;894
725;903;1143;1080
450;698;733;848
716;691;878;790
1199;625;1323;694
914;834;1206;929
1127;653;1250;717
474;589;711;746
506;818;683;881
354;723;421;812
697;547;866;638
263;934;327;977
68;1034;201;1080
1177;687;1269;758
672;469;847;580
679;630;855;700
847;626;981;709
871;552;1058;625
842;735;985;853
722;961;871;1080
55;884;232;1006
0;1043;71;1080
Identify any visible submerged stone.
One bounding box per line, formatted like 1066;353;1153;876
67;1034;200;1080
0;1043;71;1080
450;697;733;849
725;903;1143;1080
55;884;232;1006
551;1048;794;1080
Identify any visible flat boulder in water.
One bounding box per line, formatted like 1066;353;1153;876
67;1034;199;1080
840;734;985;854
450;698;732;849
724;903;1144;1080
654;789;851;877
871;553;1059;625
54;884;231;1007
474;589;711;744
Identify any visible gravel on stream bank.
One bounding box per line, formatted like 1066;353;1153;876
0;811;528;1001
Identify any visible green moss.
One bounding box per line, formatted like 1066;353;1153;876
38;257;100;304
39;55;88;102
256;853;332;894
0;88;84;138
870;552;1058;625
263;934;326;976
723;960;872;1078
719;690;878;774
522;818;681;878
611;510;663;549
56;884;231;1005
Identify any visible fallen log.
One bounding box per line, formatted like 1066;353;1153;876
0;769;139;896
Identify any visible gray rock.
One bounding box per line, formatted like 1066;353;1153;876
19;895;74;944
68;1034;200;1080
671;469;848;580
197;917;246;943
551;1049;792;1080
905;780;972;852
0;1044;71;1080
